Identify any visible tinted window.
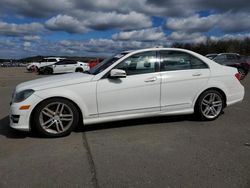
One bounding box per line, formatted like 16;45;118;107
56;60;77;65
115;51;157;76
226;54;237;60
160;51;208;71
47;59;57;62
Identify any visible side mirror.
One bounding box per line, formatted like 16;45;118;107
110;69;126;78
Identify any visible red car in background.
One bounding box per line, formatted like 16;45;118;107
88;58;105;68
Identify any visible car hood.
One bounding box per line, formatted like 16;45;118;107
16;73;94;92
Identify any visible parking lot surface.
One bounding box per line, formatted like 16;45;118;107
0;68;250;188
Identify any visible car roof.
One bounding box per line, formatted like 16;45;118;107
217;53;240;55
121;47;200;54
44;57;65;59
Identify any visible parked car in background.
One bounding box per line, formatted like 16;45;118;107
205;53;218;60
10;48;244;137
38;59;90;74
26;57;64;72
88;58;105;68
207;53;250;80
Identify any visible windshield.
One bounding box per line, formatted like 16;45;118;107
89;52;128;75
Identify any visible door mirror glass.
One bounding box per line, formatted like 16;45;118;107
110;69;126;78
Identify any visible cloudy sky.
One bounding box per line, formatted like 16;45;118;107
0;0;250;58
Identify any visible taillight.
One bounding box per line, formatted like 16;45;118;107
235;73;241;80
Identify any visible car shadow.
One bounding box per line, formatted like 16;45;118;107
0;116;41;139
75;114;199;132
0;114;200;138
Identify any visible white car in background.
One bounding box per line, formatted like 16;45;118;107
39;59;90;74
10;48;244;137
26;57;64;72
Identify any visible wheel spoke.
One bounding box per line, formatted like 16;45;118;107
209;93;215;102
210;106;217;116
42;118;53;126
203;107;210;115
202;99;209;106
60;117;72;121
42;108;54;118
58;120;64;131
59;104;65;114
55;103;61;114
55;121;60;132
46;120;55;129
213;101;222;107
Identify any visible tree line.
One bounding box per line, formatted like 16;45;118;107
171;37;250;56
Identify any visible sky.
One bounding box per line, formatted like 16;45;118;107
0;0;250;59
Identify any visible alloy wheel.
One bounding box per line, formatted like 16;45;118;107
201;93;223;119
39;102;74;134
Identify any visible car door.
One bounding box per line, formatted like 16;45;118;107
97;51;161;117
54;61;67;73
159;50;210;112
63;60;77;72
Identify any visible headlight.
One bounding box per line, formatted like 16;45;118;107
13;89;35;103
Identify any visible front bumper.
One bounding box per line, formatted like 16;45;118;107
9;94;42;131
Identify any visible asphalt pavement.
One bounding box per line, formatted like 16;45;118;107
0;68;250;188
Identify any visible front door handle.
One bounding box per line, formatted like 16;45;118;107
145;77;157;82
192;73;202;76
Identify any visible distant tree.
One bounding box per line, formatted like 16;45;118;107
171;37;250;56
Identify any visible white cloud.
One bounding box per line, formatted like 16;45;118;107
84;11;152;30
0;21;45;36
112;28;165;41
23;41;31;47
166;12;250;33
45;14;88;33
167;32;207;43
23;35;41;41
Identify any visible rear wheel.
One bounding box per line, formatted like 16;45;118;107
75;68;83;72
34;98;79;137
195;90;224;120
238;68;246;80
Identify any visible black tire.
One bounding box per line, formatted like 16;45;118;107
33;98;80;137
75;68;83;72
44;67;53;75
238;68;246;80
195;90;224;121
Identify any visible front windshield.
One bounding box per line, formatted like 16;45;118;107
89;52;128;75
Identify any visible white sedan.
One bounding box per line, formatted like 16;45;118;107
10;48;244;137
39;59;90;74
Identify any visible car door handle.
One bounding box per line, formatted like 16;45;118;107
145;77;157;82
192;73;202;76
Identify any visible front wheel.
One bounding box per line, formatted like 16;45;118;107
195;90;224;121
33;98;79;137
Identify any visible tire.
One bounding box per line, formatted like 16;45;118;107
238;68;246;80
75;68;83;72
195;90;224;121
44;67;53;75
33;98;80;137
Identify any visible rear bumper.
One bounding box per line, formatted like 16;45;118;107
226;85;245;106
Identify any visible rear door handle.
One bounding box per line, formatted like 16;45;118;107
145;77;157;82
192;73;202;76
